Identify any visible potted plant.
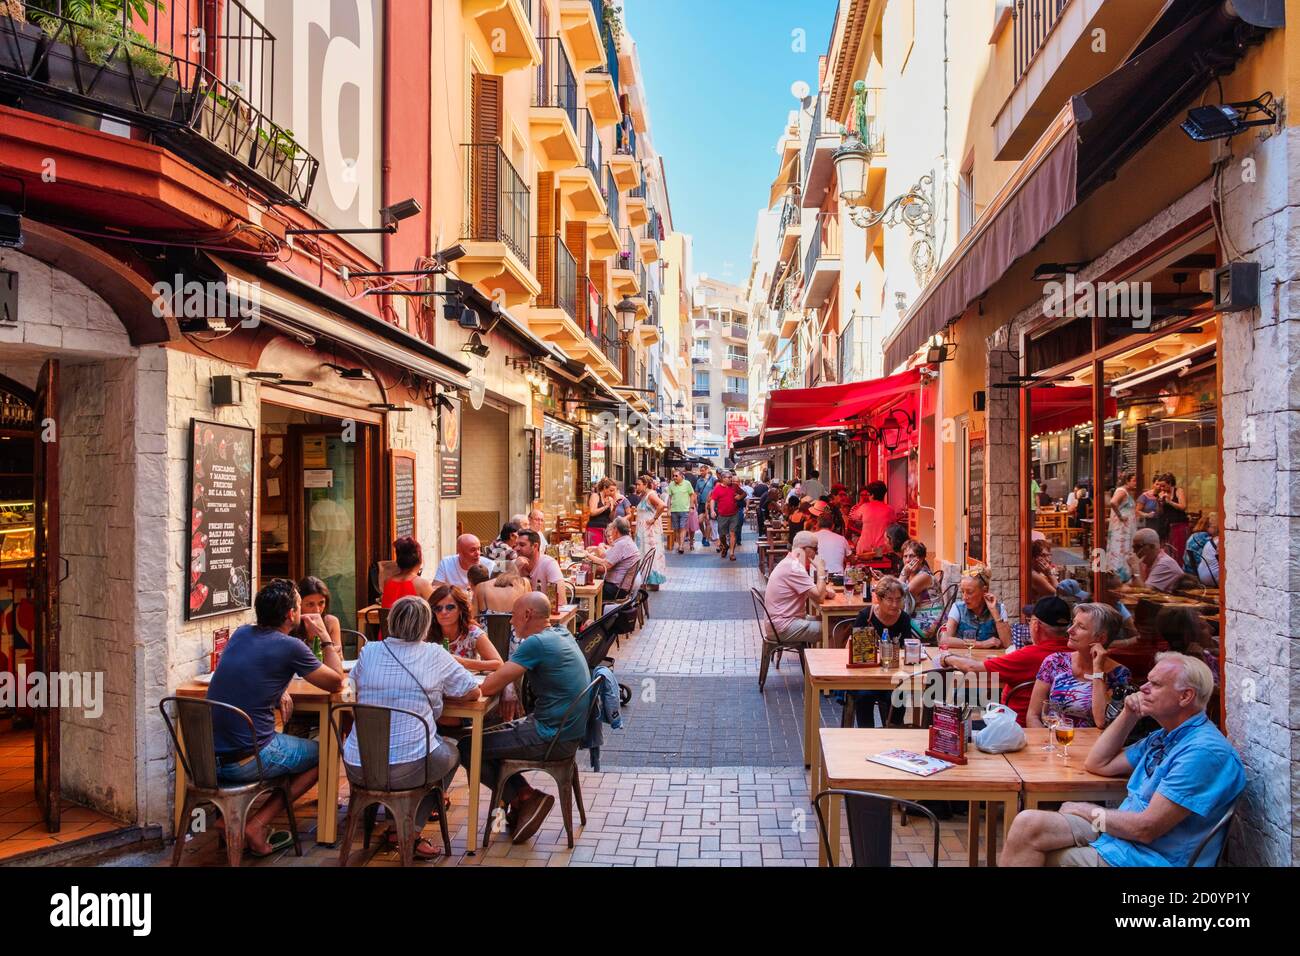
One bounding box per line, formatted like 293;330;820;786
0;0;46;77
253;125;303;198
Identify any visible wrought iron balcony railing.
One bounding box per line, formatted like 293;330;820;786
578;107;602;183
536;233;578;322
603;162;621;227
534;35;578;132
463;143;531;266
588;3;619;92
1014;0;1070;82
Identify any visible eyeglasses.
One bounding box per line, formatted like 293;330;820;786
433;603;459;613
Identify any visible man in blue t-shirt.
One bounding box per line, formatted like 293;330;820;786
467;591;592;845
205;579;346;855
1002;652;1244;867
693;465;716;547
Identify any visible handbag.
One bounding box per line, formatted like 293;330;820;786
686;509;699;534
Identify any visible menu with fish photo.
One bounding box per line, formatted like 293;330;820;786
866;749;955;777
187;419;255;620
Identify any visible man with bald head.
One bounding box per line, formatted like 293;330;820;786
433;534;493;588
467;591;592;844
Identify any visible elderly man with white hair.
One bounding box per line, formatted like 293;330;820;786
1002;652;1244;867
432;534;493;588
1128;527;1187;592
763;530;830;646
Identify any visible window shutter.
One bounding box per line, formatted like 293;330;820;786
471;73;504;240
566;220;588;328
536;171;556;306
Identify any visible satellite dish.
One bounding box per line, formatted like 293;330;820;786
791;80;810;100
469;376;486;410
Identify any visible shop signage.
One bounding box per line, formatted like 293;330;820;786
528;428;542;502
967;434;985;563
186;420;255;620
580;428;591;491
439;395;462;498
468;375;486;410
391;450;416;540
687;446;720;457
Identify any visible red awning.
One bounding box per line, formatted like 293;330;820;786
762;368;924;434
1028;386;1117;434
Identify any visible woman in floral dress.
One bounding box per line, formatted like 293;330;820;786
1105;471;1138;579
633;474;667;587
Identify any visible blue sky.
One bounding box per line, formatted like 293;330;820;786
625;0;838;285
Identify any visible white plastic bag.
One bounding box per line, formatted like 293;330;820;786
973;703;1026;753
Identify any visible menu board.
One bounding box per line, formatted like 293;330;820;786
528;427;542;502
439;395;461;498
187;420;254;620
926;703;968;765
579;427;591;492
967;434;985;563
391;450;416;541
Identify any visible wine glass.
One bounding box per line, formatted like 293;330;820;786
1042;702;1061;753
1055;716;1076;761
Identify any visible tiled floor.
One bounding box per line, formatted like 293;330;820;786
120;538;981;867
0;721;126;861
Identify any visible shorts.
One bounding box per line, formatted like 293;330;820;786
1045;812;1110;867
716;512;742;537
670;511;691;531
217;732;319;785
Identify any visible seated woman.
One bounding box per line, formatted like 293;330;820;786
293;576;342;652
473;568;532;615
1154;605;1217;661
1028;539;1089;603
1183;512;1219;582
382;536;435;608
484;522;521;575
343;594;481;860
939;569;1012;649
844;576;924;727
1027;602;1131;729
429;584;502;673
898;540;945;639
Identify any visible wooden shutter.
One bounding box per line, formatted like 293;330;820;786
536;171;556;306
566;220;588;329
471;73;503;240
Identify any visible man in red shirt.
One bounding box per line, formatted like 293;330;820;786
708;471;745;561
936;595;1071;725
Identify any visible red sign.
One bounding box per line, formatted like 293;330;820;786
725;411;748;446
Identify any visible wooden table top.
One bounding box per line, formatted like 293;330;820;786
820;728;1022;793
550;606;579;628
1001;729;1126;791
570;582;601;596
804;647;940;685
175;677;341;702
819;588;869;610
933;645;1006;661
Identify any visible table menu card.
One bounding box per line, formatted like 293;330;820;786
867;749;954;777
926;703;968;765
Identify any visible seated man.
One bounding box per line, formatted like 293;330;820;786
811;509;850;575
589;516;641;601
433;534;494;588
206;579;347;855
937;595;1072;725
465;592;592;844
763;530;829;646
1002;652;1244;867
1129;528;1187;593
515;529;565;597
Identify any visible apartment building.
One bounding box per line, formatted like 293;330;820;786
689;277;750;467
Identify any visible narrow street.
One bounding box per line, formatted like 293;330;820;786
118;540;977;869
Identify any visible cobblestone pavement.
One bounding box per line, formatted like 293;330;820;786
136;539;978;868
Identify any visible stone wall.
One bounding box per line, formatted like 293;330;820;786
983;337;1021;612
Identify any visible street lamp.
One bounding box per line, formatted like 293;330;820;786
615;296;639;340
832;132;937;285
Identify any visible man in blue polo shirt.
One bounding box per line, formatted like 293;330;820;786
1002;651;1243;867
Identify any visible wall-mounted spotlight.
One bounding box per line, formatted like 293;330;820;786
287;198;422;237
322;362;372;381
368;403;412;412
461;332;490;359
1181;93;1276;142
1031;261;1089;282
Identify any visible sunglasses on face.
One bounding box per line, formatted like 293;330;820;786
433;603;459;613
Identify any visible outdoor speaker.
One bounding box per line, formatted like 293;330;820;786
973;390;987;412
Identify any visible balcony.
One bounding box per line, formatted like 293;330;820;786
0;1;321;207
558;108;605;220
801;91;845;208
722;391;748;408
639;207;662;263
777;191;802;262
559;0;605;72
624;175;648;227
691;353;710;366
463;0;542;74
800;211;841;309
995;0;1166;160
611;231;641;297
636;289;660;345
721;321;749;343
459;143;538;306
725;356;749;373
692;386;711;399
608;118;640;189
779;308;803;340
531;36;582;171
582;11;621;127
536;234;577;320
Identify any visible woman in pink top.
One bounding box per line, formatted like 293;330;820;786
854;481;895;553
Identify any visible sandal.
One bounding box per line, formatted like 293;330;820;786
383;830;444;860
246;829;294;858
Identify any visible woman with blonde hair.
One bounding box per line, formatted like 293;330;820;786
1027;602;1130;729
939;567;1012;649
473;568;532;615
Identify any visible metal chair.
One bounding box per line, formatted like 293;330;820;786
750;587;812;692
1001;679;1037;712
480;611;513;661
813;788;941;867
330;703;453;866
1188;803;1237;866
481;677;603;850
339;628;367;661
159;696;304;868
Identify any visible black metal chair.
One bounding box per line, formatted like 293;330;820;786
480;611;513;661
749;587;812;692
813;788;941;867
159;696;304;868
330;703;452;866
481;676;603;850
1188;803;1237;866
339;628;367;661
1001;679;1037;712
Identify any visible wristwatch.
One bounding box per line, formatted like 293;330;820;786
1087;671;1105;680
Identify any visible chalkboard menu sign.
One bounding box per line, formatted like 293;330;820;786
967;434;985;563
439;395;461;498
187;419;255;620
579;427;591;492
391;450;416;541
528;427;542;502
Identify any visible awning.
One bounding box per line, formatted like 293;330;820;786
767;151;800;209
208;254;471;390
732;427;828;453
761;368;923;435
1028;386;1117;434
883;0;1278;373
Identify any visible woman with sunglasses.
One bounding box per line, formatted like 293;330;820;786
429;584;502;674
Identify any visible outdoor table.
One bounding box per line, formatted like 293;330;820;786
174;677;346;846
816;587;869;648
441;692;500;855
1004;728;1128;810
816;727;1022;867
801;647;945;792
551;604;580;634
570;581;602;622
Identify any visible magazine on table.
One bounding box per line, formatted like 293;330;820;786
867;749;955;776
